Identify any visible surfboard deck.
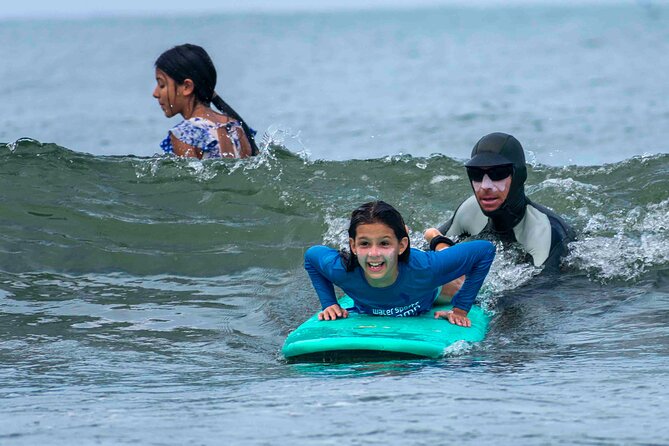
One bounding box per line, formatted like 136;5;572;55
282;296;490;361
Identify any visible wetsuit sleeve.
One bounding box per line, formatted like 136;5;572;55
304;245;340;310
436;199;463;234
437;197;486;239
432;240;496;312
437;216;455;236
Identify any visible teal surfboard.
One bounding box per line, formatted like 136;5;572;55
282;296;490;361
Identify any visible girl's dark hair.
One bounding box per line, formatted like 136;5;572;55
341;200;411;272
155;43;259;156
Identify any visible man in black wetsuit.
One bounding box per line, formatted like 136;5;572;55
424;132;574;294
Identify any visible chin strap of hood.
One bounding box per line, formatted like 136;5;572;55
467;132;529;233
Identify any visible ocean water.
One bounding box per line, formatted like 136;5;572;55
2;3;669;164
1;3;669;446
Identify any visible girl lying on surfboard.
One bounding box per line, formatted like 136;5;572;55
304;201;496;327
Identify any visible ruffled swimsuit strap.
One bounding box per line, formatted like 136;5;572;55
160;117;218;157
160;117;245;159
219;120;244;158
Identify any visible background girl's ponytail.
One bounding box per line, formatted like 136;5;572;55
211;94;259;156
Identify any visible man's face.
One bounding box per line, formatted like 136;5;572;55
466;165;513;212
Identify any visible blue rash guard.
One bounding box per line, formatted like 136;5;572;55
304;240;496;316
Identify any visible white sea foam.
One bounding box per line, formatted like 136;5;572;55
443;340;473;356
321;212;350;249
429;174;461;184
565;199;669;281
478;243;542;310
528;177;603;206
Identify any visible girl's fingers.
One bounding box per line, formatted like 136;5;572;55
319;306;348;321
434;310;471;327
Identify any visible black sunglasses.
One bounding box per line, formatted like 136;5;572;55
466;165;514;182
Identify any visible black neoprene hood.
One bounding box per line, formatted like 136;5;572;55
467;132;524;165
467;132;529;231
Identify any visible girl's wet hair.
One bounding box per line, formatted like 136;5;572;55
341;200;411;271
155;43;259;156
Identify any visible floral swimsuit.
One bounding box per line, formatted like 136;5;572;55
160;117;246;159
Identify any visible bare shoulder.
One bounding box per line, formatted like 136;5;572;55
203;111;237;125
170;133;202;158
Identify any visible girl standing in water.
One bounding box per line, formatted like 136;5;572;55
153;44;259;159
304;201;496;327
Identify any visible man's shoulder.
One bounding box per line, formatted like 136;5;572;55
526;200;575;242
512;205;552;266
517;205;552;236
456;195;482;213
514;201;575;266
446;196;488;237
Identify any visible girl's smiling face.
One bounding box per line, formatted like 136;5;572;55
350;222;409;288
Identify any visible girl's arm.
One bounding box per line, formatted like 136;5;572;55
304;246;349;321
424;228;464;298
432;240;496;312
304;246;349;320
